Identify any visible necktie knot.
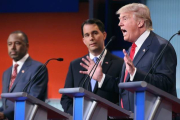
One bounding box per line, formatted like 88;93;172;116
14;64;19;69
90;57;99;92
93;57;98;63
132;43;137;49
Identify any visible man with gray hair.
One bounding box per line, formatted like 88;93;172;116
80;3;177;113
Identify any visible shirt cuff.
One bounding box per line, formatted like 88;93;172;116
98;74;105;88
130;68;137;81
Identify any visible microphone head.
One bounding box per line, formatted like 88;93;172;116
178;30;180;35
57;58;63;61
110;36;116;41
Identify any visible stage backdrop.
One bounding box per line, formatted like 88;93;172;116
0;2;88;98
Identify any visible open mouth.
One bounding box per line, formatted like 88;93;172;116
121;29;127;36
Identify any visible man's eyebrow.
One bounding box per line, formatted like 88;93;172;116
92;30;98;32
119;15;126;19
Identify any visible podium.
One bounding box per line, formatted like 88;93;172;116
119;81;180;120
1;92;72;120
59;87;133;120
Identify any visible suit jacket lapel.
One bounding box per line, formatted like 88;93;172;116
133;32;154;66
93;51;112;93
9;57;32;92
124;31;154;82
4;67;12;93
102;51;112;74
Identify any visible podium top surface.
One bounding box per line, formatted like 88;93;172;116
1;92;72;120
59;87;133;118
118;81;180;113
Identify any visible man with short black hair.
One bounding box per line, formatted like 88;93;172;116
0;31;48;120
61;19;124;115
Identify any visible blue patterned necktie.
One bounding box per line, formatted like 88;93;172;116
90;57;98;92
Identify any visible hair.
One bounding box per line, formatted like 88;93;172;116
10;30;29;44
116;3;153;30
81;18;105;36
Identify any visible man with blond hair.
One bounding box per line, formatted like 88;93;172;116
80;3;177;113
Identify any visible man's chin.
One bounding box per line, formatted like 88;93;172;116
123;37;128;41
123;38;131;42
10;56;19;61
89;47;98;51
10;55;17;58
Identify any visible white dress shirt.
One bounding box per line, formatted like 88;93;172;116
130;30;150;81
12;53;29;74
89;49;107;88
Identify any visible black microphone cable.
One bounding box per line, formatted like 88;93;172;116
144;30;180;81
80;36;116;90
127;30;180;112
23;58;63;93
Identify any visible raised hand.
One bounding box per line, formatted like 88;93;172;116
79;56;103;82
123;49;135;75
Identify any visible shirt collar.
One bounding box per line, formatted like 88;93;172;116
135;30;150;48
89;49;107;60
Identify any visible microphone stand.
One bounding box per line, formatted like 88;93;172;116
80;36;116;90
144;31;180;81
23;58;63;92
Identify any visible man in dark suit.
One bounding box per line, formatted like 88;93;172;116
61;19;124;115
0;31;48;120
80;3;177;113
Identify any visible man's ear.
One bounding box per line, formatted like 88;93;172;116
82;38;85;45
103;32;107;41
26;43;29;50
138;19;145;28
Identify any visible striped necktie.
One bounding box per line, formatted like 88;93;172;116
9;64;19;91
90;57;98;92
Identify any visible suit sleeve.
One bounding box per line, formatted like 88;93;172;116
1;72;14;120
101;42;177;96
0;73;4;112
28;65;48;101
134;43;177;95
60;62;74;115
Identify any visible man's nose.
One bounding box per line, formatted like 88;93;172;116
118;21;123;27
89;34;94;41
11;43;16;50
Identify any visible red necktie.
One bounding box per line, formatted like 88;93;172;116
121;43;137;108
9;64;19;91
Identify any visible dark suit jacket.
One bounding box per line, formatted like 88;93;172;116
102;31;177;112
61;51;124;115
0;57;48;120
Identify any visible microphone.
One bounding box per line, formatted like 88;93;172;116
178;30;180;35
80;36;116;90
144;30;180;81
23;58;63;92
